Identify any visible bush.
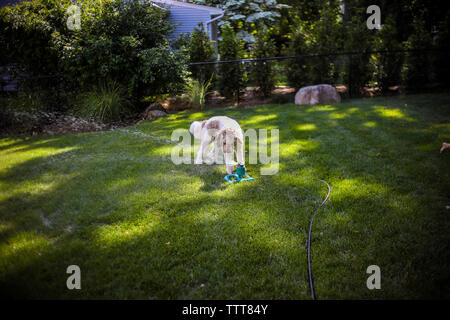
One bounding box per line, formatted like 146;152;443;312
0;0;188;108
0;0;70;77
308;5;343;85
188;23;216;83
218;25;246;101
373;17;403;92
60;0;187;101
402;19;433;90
77;81;130;122
343;15;374;97
433;13;450;88
284;25;311;89
250;31;277;97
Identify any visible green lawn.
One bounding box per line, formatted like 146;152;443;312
1;93;450;299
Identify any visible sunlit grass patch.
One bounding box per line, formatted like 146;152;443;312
296;124;317;131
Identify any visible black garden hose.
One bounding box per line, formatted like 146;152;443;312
307;179;331;300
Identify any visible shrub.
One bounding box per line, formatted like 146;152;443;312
402;19;433;90
0;0;188;108
77;81;130;122
373;17;403;92
183;76;213;111
343;15;374;97
308;5;343;85
284;25;311;89
218;25;245;101
433;13;450;88
250;31;277;97
60;0;187;102
0;0;71;78
188;23;216;83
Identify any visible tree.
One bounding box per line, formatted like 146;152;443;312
250;30;277;96
218;25;245;100
343;14;374;97
188;23;216;83
402;18;433;91
373;16;403;92
191;0;289;43
284;24;311;89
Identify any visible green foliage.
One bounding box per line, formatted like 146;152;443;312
192;0;289;44
343;13;374;96
402;19;433;90
77;81;130;122
60;0;187;101
218;25;245;100
372;17;403;92
308;5;343;85
183;75;213;110
6;88;48;113
433;13;450;87
284;4;343;89
250;31;277;97
0;0;72;77
188;23;216;83
284;25;311;89
0;0;188;107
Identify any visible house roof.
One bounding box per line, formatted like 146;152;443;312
151;0;223;16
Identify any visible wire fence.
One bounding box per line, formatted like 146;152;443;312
187;48;450;101
2;48;449;100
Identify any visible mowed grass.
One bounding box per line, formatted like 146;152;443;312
1;93;450;299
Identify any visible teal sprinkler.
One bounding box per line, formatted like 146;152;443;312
224;164;254;183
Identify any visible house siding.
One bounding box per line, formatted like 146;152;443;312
156;4;212;40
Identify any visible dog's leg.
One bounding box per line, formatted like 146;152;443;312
207;142;215;161
195;137;212;164
224;152;237;174
195;141;205;164
236;139;245;165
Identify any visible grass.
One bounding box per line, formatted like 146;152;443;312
1;93;449;299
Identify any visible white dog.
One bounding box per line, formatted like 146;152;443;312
189;116;244;174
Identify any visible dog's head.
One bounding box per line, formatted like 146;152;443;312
216;128;243;154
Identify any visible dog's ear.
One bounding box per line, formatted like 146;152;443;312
206;120;219;130
201;120;207;128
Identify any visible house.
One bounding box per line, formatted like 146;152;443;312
151;0;223;51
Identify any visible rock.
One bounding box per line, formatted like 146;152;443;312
142;102;167;120
146;101;166;112
142;102;166;119
146;110;167;120
295;84;341;105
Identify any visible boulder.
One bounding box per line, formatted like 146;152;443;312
146;110;167;120
295;84;341;105
147;101;166;112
